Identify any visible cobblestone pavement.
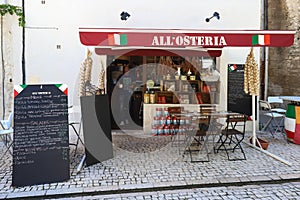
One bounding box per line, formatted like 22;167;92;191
0;129;300;199
46;181;300;199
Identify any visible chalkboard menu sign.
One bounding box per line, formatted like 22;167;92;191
227;64;252;116
13;84;69;187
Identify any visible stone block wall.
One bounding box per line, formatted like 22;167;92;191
267;0;300;96
0;15;14;120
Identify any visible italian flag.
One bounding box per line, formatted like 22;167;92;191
56;84;68;96
108;34;128;45
14;84;27;98
228;64;237;72
252;34;270;46
285;104;300;144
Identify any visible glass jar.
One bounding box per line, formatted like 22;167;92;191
150;91;155;104
144;91;150;103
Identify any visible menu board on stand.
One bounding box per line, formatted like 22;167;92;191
227;64;253;116
13;84;69;187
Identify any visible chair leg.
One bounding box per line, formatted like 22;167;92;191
0;140;13;160
228;135;246;161
189;135;210;162
69;120;84;158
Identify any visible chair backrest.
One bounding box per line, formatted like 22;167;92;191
259;100;272;111
200;105;217;113
0;112;13;130
167;106;184;114
225;114;247;133
267;96;283;104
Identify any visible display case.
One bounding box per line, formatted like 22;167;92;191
152;79;219;104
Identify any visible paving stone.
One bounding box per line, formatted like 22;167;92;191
1;131;300;199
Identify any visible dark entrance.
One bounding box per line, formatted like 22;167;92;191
106;56;143;130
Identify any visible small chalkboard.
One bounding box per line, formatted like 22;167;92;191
13;84;69;187
227;64;252;116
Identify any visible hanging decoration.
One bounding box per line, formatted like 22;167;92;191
98;61;106;94
244;47;259;96
79;49;94;96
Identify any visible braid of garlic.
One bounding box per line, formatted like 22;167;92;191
79;58;87;97
244;47;259;96
85;50;93;83
98;61;105;93
79;49;93;96
244;55;250;94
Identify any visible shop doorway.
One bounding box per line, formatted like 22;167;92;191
106;56;143;130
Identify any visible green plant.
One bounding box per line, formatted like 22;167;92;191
0;4;25;27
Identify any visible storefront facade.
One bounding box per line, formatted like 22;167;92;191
78;28;294;130
4;0;293;128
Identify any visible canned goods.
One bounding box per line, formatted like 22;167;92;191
164;107;169;116
153;117;160;125
151;125;158;135
157;125;164;135
156;108;162;117
172;117;177;125
164;125;170;135
180;117;185;125
160;117;166;125
166;116;172;125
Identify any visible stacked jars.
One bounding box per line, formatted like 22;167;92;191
151;107;193;136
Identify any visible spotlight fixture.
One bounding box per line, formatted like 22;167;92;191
205;12;220;22
120;11;130;21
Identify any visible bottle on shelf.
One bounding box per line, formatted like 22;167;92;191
149;90;156;104
144;90;150;104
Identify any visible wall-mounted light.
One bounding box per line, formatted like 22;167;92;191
120;11;130;21
205;12;220;22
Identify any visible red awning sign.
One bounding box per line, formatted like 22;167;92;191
79;28;295;48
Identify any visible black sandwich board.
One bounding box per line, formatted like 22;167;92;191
12;84;69;187
227;64;252;116
80;95;113;167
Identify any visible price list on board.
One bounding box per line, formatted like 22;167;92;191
12;84;69;187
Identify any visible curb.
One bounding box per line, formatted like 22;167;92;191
3;176;300;199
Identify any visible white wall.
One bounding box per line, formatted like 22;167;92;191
9;0;261;107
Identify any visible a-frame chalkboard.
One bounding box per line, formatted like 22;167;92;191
13;84;69;187
227;64;252;116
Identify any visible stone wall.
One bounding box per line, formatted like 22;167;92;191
267;0;300;96
0;15;14;120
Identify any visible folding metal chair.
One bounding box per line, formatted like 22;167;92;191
267;96;287;114
168;106;185;148
215;114;247;161
184;107;223;162
68;106;84;157
259;100;285;137
184;115;211;162
0;112;14;159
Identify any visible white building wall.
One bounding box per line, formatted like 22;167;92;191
8;0;261;108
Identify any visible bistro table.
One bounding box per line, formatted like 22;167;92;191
170;111;246;161
280;96;300;144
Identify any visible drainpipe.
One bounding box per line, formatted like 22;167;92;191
22;0;26;84
263;0;269;100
